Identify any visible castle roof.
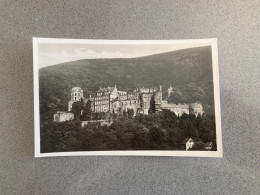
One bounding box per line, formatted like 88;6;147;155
118;90;127;94
71;87;83;92
182;138;194;144
97;85;117;93
98;87;114;93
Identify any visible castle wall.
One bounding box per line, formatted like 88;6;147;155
140;93;154;115
139;87;156;93
110;100;120;114
81;120;113;127
127;93;139;100
68;100;74;112
119;99;140;116
161;101;189;116
110;87;118;100
54;112;74;122
93;95;110;112
155;91;162;112
118;94;127;101
190;102;204;117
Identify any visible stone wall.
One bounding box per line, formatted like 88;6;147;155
190;102;204;117
81;120;113;127
53;112;74;122
140;93;154;115
93;95;110;112
154;91;163;112
161;101;189;116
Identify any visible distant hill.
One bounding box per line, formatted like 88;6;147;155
39;46;215;121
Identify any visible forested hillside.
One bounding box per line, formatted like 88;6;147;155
41;111;217;153
39;46;215;122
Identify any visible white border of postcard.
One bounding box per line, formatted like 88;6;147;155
33;38;222;158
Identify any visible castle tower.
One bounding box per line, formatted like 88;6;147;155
71;87;84;101
68;87;84;111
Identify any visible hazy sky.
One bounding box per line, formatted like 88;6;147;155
38;42;211;68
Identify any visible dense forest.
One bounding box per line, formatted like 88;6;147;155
41;110;217;153
39;46;215;122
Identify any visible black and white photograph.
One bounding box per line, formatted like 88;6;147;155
33;38;222;157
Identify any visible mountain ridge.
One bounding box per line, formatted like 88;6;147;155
40;46;210;70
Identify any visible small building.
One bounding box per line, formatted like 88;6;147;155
53;111;74;122
185;138;195;151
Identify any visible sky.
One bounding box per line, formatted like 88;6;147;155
38;41;211;68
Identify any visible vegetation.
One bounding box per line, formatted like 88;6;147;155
81;100;92;121
71;99;84;120
40;110;217;153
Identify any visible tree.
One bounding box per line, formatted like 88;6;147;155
168;88;184;104
179;115;199;139
182;84;206;103
149;126;166;149
159;109;178;129
197;115;215;143
40;120;82;153
123;110;127;117
149;95;155;114
81;100;92;121
166;127;184;148
127;108;134;119
93;112;102;120
71;98;84;120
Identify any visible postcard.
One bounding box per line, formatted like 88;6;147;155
33;38;222;157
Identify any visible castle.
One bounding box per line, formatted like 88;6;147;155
65;85;203;120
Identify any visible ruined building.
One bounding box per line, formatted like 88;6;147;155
53;111;74;122
68;87;84;111
67;85;204;117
